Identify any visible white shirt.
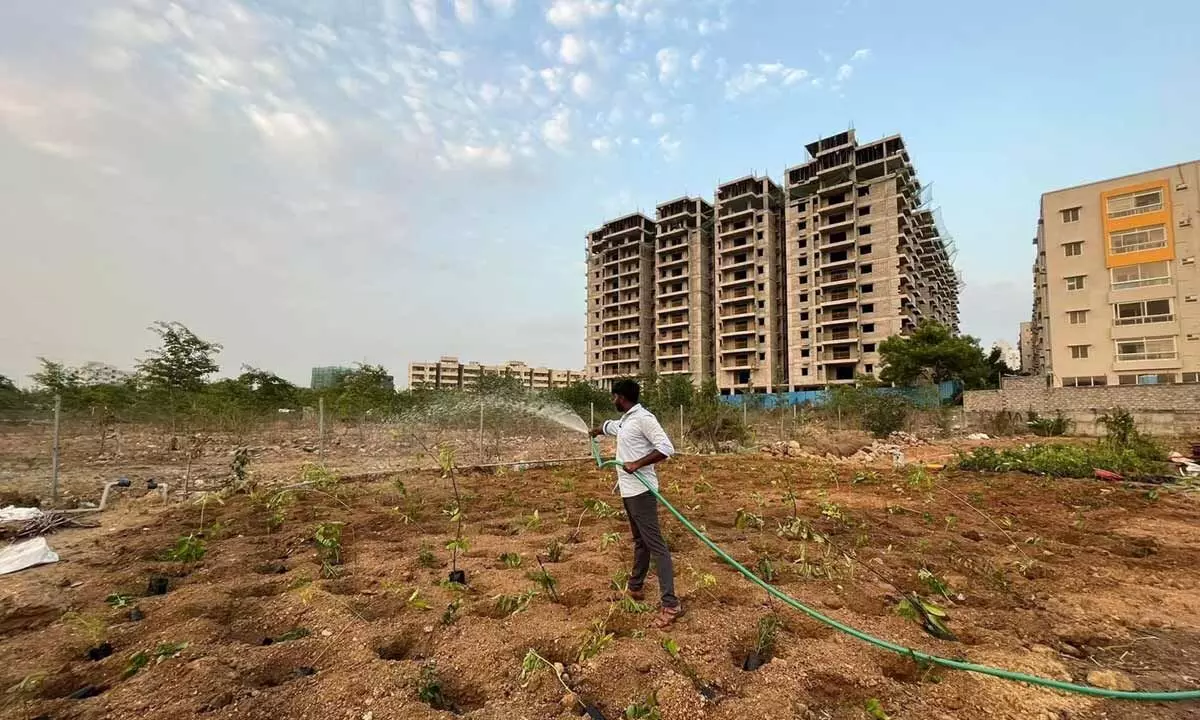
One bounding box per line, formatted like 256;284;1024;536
601;403;675;497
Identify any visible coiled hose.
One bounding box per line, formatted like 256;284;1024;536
591;439;1200;702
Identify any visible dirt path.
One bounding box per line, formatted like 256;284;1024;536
2;454;1198;719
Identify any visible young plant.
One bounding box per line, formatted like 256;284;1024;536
445;537;471;555
441;599;463;626
417;661;450;711
577;616;614;663
777;516;825;542
314;522;345;578
263;490;294;532
734;508;764;531
917;568;951;600
753;614;782;657
105;593;135;609
301;462;339;490
524;509;542;531
624;694;661;720
755;556;777;583
164;534;207;563
62;612;108;648
818;497;844;523
660;636;680;660
493;589;536;616
417;545;437;568
865;698;892;720
545;539;566;563
529;567;559;602
609;568;631;592
499;552;523;568
600;532;620;550
618;596;652;614
583;498;619;519
406;589;432;611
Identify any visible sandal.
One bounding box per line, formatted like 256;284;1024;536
628;588;645;602
652;605;682;629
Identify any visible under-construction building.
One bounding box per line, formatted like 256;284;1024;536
714;176;787;393
654;197;715;379
784;131;960;388
585;213;656;387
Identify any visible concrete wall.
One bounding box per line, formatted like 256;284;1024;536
963;375;1200;435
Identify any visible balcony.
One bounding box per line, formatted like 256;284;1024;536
820;269;856;289
817;177;854;198
720;324;755;338
657;252;688;269
718;288;753;304
818;253;856;270
718;219;755;238
718;236;753;254
819;348;861;363
818;215;854;234
658;351;690;360
819;290;858;308
720;255;755;271
657;285;688;300
818;198;854;216
817;310;858;326
821;233;855;250
657;315;689;329
817;331;859;346
719;273;754;289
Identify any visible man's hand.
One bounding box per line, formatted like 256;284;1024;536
590;426;604;438
621;461;641;474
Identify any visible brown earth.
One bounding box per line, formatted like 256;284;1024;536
2;446;1200;719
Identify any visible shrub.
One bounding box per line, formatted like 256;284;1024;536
860;394;912;438
1027;411;1071;437
957;441;1163;478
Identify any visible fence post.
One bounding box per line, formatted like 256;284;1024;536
478;399;485;463
743;401;747;425
317;396;326;465
779;408;784;440
590;402;594;429
51;394;62;503
679;405;684;441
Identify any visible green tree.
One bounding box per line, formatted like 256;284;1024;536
548;381;610;421
235;366;300;410
0;374;15;392
334;363;396;419
878;322;995;389
136;322;223;443
30;358;81;394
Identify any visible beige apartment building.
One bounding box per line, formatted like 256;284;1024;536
585;213;657;387
1031;161;1200;387
408;356;584;390
1019;321;1034;373
714;175;787;393
654;197;715;379
784;131;959;388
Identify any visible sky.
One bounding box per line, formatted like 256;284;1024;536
2;0;1199;388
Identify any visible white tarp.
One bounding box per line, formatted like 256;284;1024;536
0;537;60;575
0;506;44;523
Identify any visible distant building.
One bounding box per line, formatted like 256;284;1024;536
993;340;1021;372
408;356;585;391
77;362;132;386
310;366;352;390
1019;321;1034;372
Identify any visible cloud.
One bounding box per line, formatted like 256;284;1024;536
851;48;871;62
542;106;572;149
689;50;704;72
539;67;566;92
591;136;614;153
648;111;666;126
835;63;853;82
442;141;513;168
438;50;465;67
725;61;810;100
657;132;680;160
655;47;679;84
559;34;587;64
410;0;437;36
479;82;501;104
571;72;595;99
482;0;517;16
547;0;611;29
453;0;477;24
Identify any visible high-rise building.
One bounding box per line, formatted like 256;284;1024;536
408;356;584;390
713;176;787;393
310;365;352;390
1019;321;1035;372
784;131;959;388
1030;161;1200;387
585;213;656;387
654;196;715;379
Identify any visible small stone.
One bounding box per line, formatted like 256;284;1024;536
362;713;373;720
961;530;984;542
636;660;652;673
423;625;434;633
1086;669;1135;691
821;597;844;610
321;629;333;637
561;692;578;709
552;662;564;675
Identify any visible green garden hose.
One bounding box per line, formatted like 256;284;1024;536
590;440;1200;702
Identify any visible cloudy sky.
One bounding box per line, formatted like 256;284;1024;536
2;0;1199;387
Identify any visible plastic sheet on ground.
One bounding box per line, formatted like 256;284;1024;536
0;537;60;575
1;506;44;523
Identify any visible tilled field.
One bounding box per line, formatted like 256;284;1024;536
2;453;1199;720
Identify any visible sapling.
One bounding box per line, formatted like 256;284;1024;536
618;596;652;614
600;532;620;550
493;589;536;616
417;661;450;711
406;589;432;611
734;508;764;531
755;556;777;583
583;498;619;519
441;599;463;625
742;614;781;670
577;616;614;662
529;559;560;602
624;694;660;720
105;593;135;609
545;539;566;562
524;509;542;531
418;545;437;568
314;522;345;578
164;534;206;563
865;698;891;720
499;552;522;568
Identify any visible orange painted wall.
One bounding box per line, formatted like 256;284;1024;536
1102;180;1174;268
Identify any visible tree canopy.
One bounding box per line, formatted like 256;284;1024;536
137;321;222;393
878;322;1005;390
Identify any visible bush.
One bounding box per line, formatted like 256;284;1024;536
983;411;1024;437
1027;411;1071;437
957;441;1164;478
859;394;912;438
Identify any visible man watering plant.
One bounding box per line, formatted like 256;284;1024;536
590;379;680;628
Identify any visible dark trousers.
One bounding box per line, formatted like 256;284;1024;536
622;491;678;608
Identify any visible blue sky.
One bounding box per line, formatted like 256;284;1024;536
2;0;1198;387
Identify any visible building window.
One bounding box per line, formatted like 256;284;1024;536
798;220;807;231
1069;344;1089;359
860;264;873;274
1065;275;1086;291
858;206;870;216
1067;310;1087;325
864;364;873;373
1064;242;1083;257
758;283;765;291
857;186;870;197
801;349;810;358
860;244;872;255
858;225;872;236
800;312;809;321
800;330;809;339
757;300;765;309
799;256;808;267
797;201;807;212
800;274;809;284
862;303;874;313
861;283;873;293
1115;336;1177;362
1061;207;1080;223
1106;188;1163;219
799;293;808;302
1109;225;1167;255
759;352;766;360
1182;372;1200;384
1111;261;1170;290
758;334;765;342
863;343;876;352
802;367;809;376
798;239;807;249
1062;375;1107;387
862;323;875;333
757;249;764;257
1118;373;1176;385
1114;298;1173;325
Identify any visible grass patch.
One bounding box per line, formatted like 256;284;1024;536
957;442;1163;478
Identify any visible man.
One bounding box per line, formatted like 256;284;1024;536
591;379;680;627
